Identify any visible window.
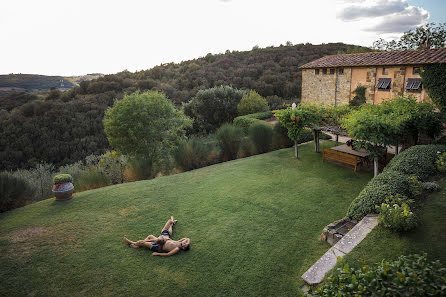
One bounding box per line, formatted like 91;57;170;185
382;68;388;75
376;78;391;91
338;68;344;75
405;78;422;92
315;69;319;75
413;67;420;75
330;69;335;75
322;68;327;75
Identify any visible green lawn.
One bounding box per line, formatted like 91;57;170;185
335;178;446;271
0;142;372;297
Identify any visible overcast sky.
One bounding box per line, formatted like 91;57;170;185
1;0;444;76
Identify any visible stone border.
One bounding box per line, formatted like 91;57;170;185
301;214;378;285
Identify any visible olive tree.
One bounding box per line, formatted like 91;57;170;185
103;91;191;171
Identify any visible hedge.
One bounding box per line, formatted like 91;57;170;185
383;145;446;181
347;171;411;220
347;144;446;220
233;111;274;134
311;254;446;297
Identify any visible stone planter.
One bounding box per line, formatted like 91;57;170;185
52;182;74;201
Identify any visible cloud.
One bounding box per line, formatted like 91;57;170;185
338;0;407;21
337;0;429;33
365;6;429;33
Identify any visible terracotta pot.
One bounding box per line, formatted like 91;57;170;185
52;182;74;201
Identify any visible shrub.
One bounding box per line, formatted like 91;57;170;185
238;138;256;158
233;116;259;135
408;175;423;197
376;194;418;232
184;86;244;133
272;122;293;149
349;85;367;106
436;152;446;173
53;174;73;184
175;137;218;171
96;151;127;184
245;111;274;120
216;124;243;161
311;254;446;297
384;145;446;180
248;122;273;154
125;156;155;181
233;111;274;135
0;172;31;212
237;90;269;115
423;181;441;192
347;170;411;220
75;171;109;192
12;163;55;202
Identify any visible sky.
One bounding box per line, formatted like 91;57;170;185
0;0;444;76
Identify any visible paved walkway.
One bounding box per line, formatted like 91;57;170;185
301;214;378;285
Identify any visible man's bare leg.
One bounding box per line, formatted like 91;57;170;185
144;235;157;241
123;237;140;248
161;216;177;235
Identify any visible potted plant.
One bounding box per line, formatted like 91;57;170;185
52;174;74;201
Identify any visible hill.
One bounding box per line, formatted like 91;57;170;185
0;43;371;170
0;73;103;98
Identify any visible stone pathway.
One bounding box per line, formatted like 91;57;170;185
301;214;378;285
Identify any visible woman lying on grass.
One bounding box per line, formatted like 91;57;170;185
123;216;190;257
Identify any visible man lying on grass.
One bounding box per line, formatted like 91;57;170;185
123;216;190;257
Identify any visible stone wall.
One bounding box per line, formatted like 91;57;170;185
335;68;352;105
301;68;351;106
302;65;432;106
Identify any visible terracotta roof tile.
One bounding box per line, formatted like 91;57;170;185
299;48;446;69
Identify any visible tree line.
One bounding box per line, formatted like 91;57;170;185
0;43;363;170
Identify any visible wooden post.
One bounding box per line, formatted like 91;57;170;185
336;134;339;146
395;140;399;155
314;129;320;153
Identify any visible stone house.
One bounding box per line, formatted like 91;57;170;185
299;48;446;106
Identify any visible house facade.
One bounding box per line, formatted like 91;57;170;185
299;48;446;106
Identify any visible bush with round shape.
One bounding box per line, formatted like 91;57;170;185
53;174;73;185
184;86;244;133
311;254;446;297
423;181;441;192
346;170;411;220
216;124;243;161
248;122;273;154
237;90;269;116
103;91;191;167
384;145;446;180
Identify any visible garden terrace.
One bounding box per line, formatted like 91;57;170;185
0;142;371;297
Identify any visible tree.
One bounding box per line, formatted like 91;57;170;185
103;91;191;169
420;64;446;115
274;105;320;159
373;23;446;50
342;96;441;176
184;85;244;133
237;90;269;115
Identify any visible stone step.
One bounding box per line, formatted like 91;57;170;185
301;214;378;285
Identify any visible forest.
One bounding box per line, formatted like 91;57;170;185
0;42;368;170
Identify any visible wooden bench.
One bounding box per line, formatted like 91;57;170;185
322;149;360;172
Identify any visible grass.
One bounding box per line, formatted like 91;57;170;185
334;177;446;272
0;141;372;297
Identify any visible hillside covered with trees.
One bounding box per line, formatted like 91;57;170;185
0;42;368;170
